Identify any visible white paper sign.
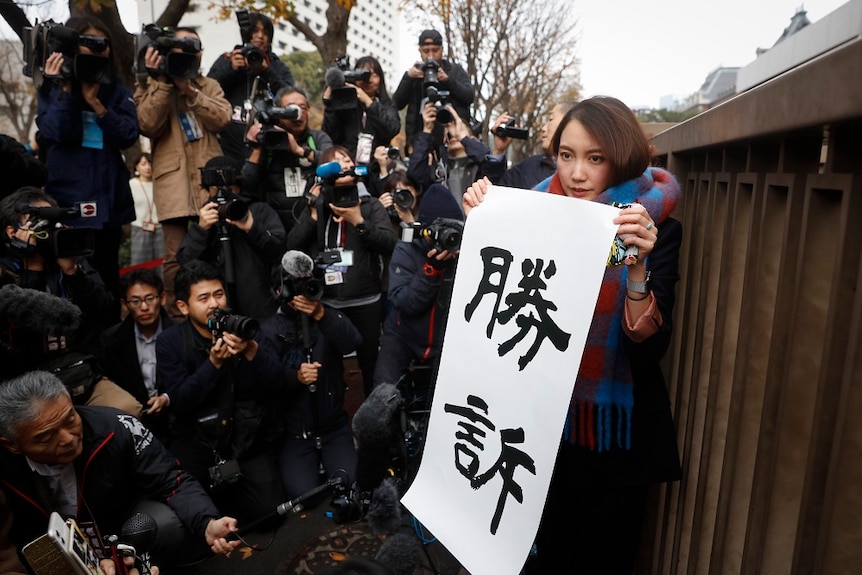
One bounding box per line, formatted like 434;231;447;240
401;185;620;575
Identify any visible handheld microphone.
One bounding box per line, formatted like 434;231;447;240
315;161;343;179
110;512;157;575
281;250;315;279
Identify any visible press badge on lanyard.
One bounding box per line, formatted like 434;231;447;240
323;248;353;285
179;111;203;142
81;112;104;150
283;167;306;198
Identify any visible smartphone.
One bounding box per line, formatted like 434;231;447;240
21;512;104;575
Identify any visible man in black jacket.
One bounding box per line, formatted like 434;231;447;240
392;29;474;149
99;269;175;443
207;12;295;162
156;260;286;524
0;371;239;572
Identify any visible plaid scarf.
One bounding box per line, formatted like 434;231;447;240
536;167;680;450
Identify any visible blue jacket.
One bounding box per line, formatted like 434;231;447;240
36;79;139;228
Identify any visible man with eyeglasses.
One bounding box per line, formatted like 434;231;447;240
99;268;175;443
241;86;333;234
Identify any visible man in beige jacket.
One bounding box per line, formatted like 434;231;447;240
134;27;232;316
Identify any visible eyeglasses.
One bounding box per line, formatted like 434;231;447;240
125;294;159;308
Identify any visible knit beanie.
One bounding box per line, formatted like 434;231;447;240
418;183;463;224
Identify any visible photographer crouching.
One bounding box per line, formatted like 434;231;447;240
155;260;286;525
260;250;362;501
176;156;286;320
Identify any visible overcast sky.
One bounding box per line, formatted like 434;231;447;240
571;0;850;108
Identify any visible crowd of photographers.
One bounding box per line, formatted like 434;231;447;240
0;11;559;574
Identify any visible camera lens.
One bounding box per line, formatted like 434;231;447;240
393;188;413;209
387;147;400;160
436;106;453;124
218;199;249;221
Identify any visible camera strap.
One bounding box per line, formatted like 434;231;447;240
180;321;236;458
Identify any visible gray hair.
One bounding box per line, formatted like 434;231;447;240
0;371;70;441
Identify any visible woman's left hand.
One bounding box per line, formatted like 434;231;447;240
614;204;658;260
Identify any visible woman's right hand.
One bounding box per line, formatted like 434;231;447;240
463;176;492;217
44;52;72;93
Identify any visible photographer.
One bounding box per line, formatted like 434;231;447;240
156;260;286;524
373;184;462;387
392;29;474;148
0;188;141;415
482;102;575;188
286;146;396;398
0;371;240;572
241;86;333;234
407;101;489;212
35;16;139;314
322;56;400;167
261;253;362;499
176;155;286;320
134;26;232;317
207;12;295;162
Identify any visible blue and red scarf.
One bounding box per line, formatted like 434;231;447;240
536;167;680;450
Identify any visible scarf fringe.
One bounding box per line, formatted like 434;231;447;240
566;399;632;452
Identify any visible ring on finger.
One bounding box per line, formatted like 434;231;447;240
646;221;654;230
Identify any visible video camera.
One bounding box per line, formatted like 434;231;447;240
22;20;111;90
235;9;266;69
13;203;96;259
401;217;464;252
324;55;370;111
207;307;259;340
315;161;369;208
135;24;201;80
253;102;302;148
495;118;529;140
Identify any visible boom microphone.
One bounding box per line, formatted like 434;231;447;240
281;250;315;279
352;383;404;493
0;285;82;334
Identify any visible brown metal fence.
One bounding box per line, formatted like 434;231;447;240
643;38;862;575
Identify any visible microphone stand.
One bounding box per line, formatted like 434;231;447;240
301;312;326;480
216;186;238;308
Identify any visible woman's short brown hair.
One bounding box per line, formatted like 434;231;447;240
551;96;650;188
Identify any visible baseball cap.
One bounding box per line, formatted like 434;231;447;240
418;29;443;46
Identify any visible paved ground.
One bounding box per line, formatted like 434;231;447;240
182;359;468;575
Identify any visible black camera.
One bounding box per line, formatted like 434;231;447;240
317;164;367;208
334;54;371;84
13;203;96;259
208;459;242;490
235;9;265;69
495;118;529;140
136;24;201;80
386;147;400;160
200;164;236;188
253;103;301;148
207;308;260;340
283;275;324;301
416;217;464;251
211;188;249;221
386;188;414;221
421;57;440;92
22;20;112;89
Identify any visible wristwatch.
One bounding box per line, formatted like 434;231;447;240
302;145;313;159
355;221;368;235
627;270;651;293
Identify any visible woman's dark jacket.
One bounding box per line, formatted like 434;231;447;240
36;78;138;229
322;96;401;155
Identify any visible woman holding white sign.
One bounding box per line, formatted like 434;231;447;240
463;96;682;574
